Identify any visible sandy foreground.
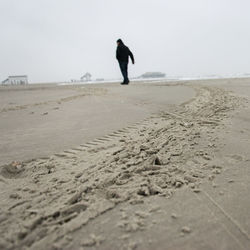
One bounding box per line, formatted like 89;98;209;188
0;79;249;250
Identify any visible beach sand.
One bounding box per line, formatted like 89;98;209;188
0;79;249;249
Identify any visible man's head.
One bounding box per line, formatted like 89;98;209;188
117;39;123;46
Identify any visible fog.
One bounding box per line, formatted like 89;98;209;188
0;0;250;83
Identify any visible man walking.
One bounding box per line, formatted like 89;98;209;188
116;39;135;85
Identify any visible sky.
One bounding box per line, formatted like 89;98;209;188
0;0;250;83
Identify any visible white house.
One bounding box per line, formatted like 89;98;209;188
2;75;28;85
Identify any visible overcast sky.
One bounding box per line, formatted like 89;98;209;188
0;0;250;83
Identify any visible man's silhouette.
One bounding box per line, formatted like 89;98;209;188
116;39;135;85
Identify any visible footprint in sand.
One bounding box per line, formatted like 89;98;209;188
226;154;244;163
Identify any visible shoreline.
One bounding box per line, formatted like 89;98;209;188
1;75;250;89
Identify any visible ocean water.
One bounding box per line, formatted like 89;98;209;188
57;73;250;86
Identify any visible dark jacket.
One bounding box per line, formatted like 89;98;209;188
116;42;134;63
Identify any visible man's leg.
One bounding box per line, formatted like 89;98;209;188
123;63;129;84
119;62;129;84
119;62;125;83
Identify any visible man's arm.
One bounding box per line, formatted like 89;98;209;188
116;48;119;60
128;49;135;64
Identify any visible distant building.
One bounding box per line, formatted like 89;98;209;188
80;72;92;82
96;78;104;81
140;72;166;78
2;75;28;85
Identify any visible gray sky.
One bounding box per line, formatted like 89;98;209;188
0;0;250;83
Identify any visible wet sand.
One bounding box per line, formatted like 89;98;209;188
0;79;249;250
0;82;194;165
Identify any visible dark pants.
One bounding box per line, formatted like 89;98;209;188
119;61;129;83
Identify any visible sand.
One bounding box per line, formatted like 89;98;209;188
0;83;194;165
0;79;249;250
